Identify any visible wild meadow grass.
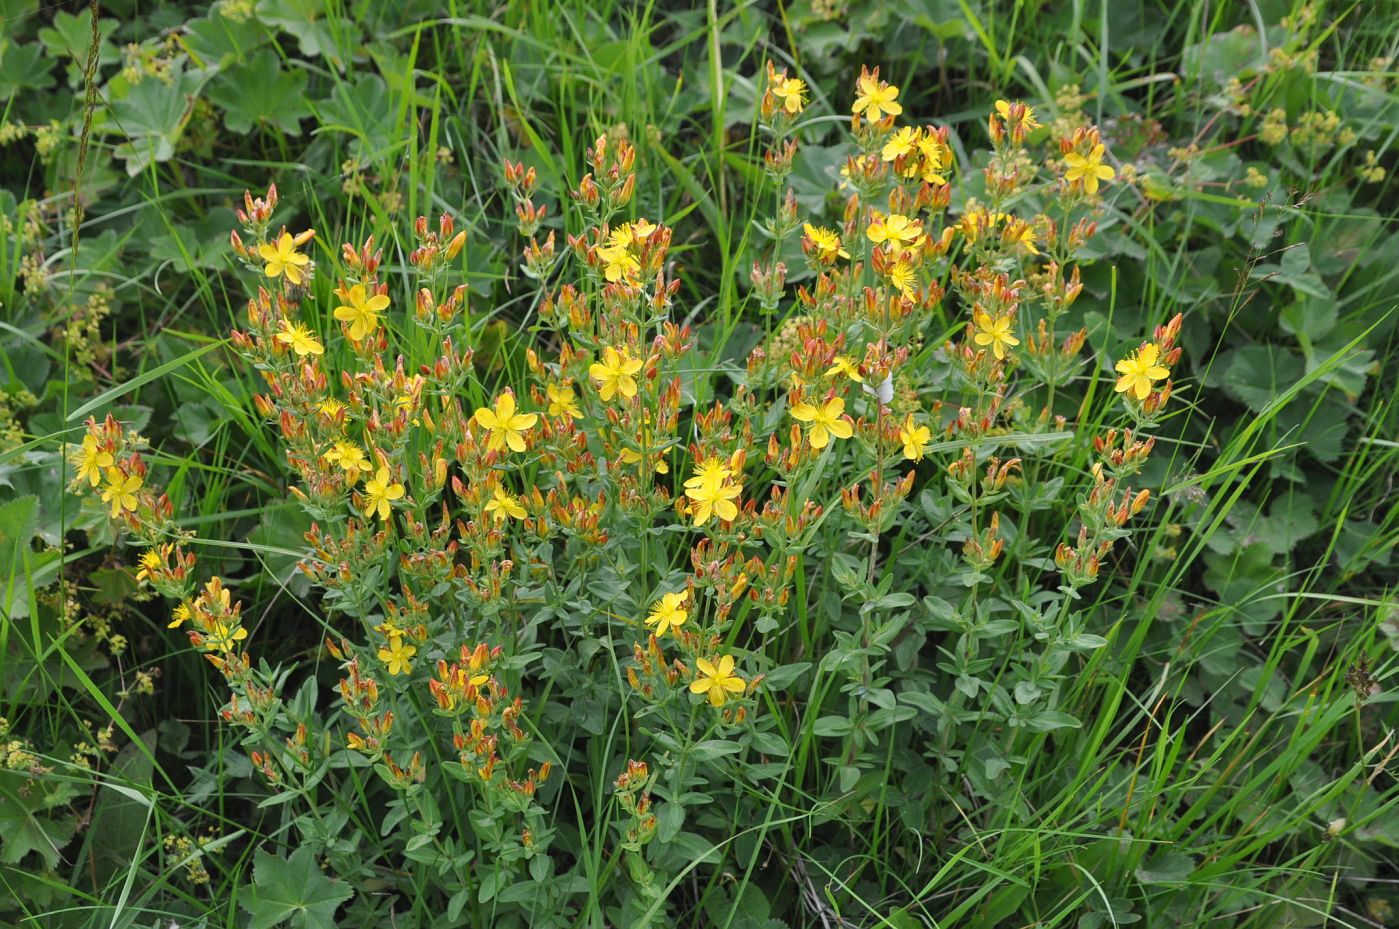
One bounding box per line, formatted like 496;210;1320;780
0;2;1395;927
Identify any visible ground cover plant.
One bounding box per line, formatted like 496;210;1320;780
0;1;1395;927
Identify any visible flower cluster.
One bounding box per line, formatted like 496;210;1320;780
64;63;1184;916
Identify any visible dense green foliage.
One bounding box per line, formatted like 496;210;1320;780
0;1;1395;927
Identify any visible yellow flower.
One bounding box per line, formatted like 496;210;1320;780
689;654;745;707
973;311;1020;360
275;320;324;357
866;212;923;256
362;465;404;521
135;550;162;583
317;397;345;418
1002;217;1039;255
323;441;372;480
589;346;644;402
1064;144;1116;195
852;68;902;122
546;382;583;419
790;396;854;450
802;223;850;264
333;283;390;341
1114;342;1170;400
100;467;142;517
257;232;311;285
824;356;864;383
73;434;113;488
646;591;689;638
598;226;641;284
958;207;994;244
683;457;733;491
772;75;807;115
378;635;416;676
899;414;931;461
206;618;247;653
880;126;919;162
685;458;741;527
629;218;658;242
474;393;538;453
484;483;527;523
619;430;670;475
994;99;1040;135
916;130;951;184
887;260;916;298
168;601;192;630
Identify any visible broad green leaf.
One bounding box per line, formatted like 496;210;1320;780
1135;850;1197;884
1213;344;1306;413
241;845;354;929
0;771;78;870
207;48;312;135
256;0;347;67
0;40;55;96
108;68;210;175
182;11;270;69
36;8;118;84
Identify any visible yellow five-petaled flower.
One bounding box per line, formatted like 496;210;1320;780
684;458;741;527
772;75;807;115
363;465;404;521
789;396;854;450
168;601;192;630
258;232;312;285
994;99;1041;136
1064;144;1116;195
887;260;916;299
1114;342;1170;400
802;223;850;265
824;355;863;383
474;392;538;454
323;441;372;481
589;346;644;402
484;483;527;523
973;311;1020;360
100;467;142;517
690;654;745;707
275;320;324;357
73;433;113;488
379;635;416;676
866;212;924;256
646;591;689;638
852;67;901;122
546;382;583;419
880;126;919;162
135;549;162;583
333;283;390;342
899;414;931;462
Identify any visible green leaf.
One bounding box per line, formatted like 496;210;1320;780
1250;243;1332;301
36;8;118;84
0;771;78;870
314;74;395;160
1181;24;1266;85
108;68;210;175
88;565;140;607
0;493;38;557
0;40;55;96
1135;850;1197;884
207;48;312;135
242;845;354;929
1021;710;1081;732
1213;344;1306;413
256;0;347;67
183;12;270;69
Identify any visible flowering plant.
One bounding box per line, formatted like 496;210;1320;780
69;65;1191;927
